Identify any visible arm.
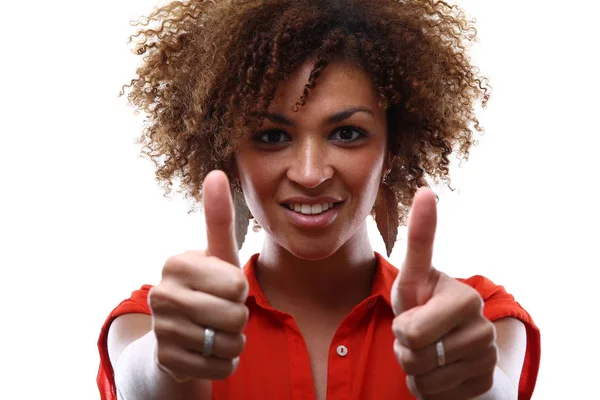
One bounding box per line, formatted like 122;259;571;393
107;313;211;400
475;317;527;400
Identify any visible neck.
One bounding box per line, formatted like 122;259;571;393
255;223;377;312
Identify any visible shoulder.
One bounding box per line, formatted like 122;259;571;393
99;284;154;342
97;285;154;400
457;275;541;400
456;275;534;323
457;275;513;299
99;284;154;346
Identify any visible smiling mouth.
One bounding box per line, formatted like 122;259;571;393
281;201;343;216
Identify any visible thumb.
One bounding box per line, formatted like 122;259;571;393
203;170;240;268
392;187;438;314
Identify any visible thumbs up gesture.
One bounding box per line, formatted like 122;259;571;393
149;170;250;382
391;188;498;399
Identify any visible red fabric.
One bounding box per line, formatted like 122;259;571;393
97;284;154;400
98;253;540;400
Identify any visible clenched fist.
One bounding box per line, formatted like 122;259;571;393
149;170;250;381
391;188;498;399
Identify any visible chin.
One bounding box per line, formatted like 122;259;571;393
284;241;341;261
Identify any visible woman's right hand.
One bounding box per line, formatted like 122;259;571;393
148;170;249;382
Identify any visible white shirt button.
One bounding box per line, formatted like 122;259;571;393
336;345;348;356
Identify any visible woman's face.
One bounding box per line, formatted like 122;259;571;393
234;60;389;260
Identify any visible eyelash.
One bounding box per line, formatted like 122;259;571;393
253;126;368;145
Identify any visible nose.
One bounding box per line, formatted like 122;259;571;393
286;137;334;189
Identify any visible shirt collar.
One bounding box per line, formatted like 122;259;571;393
243;252;398;309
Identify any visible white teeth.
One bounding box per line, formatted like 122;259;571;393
288;202;337;215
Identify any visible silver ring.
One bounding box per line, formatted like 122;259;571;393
435;340;446;367
203;327;216;356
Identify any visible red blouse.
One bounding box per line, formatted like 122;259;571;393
98;252;540;400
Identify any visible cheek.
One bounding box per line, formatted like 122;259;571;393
333;152;383;241
358;172;382;217
235;153;279;216
239;170;266;209
346;151;384;203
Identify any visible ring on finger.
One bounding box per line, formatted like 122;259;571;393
435;339;446;367
203;327;216;356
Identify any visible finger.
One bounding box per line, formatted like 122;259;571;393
410;349;497;397
194;330;246;361
203;170;240;268
153;314;246;360
393;317;496;375
393;275;483;349
392;188;439;314
401;187;437;284
163;289;249;333
156;344;240;381
162;253;248;301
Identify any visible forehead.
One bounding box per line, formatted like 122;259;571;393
267;60;381;116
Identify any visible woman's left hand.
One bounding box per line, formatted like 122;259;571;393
391;188;498;400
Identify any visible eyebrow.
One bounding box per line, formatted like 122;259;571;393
265;106;375;127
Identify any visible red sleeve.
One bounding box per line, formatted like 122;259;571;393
97;285;153;400
458;276;540;400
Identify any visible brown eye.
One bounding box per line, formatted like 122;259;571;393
340;128;354;140
331;126;366;142
254;130;290;144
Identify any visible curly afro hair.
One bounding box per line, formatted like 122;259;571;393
122;0;490;226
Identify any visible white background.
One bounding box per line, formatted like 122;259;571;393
1;0;598;398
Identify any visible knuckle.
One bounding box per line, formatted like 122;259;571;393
229;272;249;300
458;289;483;318
488;344;499;366
209;360;236;380
391;317;404;338
231;304;250;331
483;322;496;344
402;321;425;349
163;255;189;277
466;289;484;313
156;346;176;369
223;334;246;358
153;318;178;340
411;374;428;394
234;334;247;355
395;342;419;374
411;375;423;391
148;286;171;310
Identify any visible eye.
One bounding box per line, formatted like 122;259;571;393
330;126;367;142
254;130;290;144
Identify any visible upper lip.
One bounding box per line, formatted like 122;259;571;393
280;196;344;205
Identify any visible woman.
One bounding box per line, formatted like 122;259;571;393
98;0;540;399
